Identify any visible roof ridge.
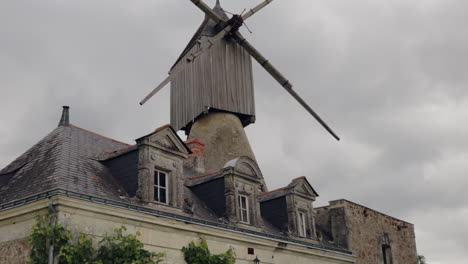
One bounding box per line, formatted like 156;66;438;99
69;124;131;146
189;170;222;180
259;187;285;196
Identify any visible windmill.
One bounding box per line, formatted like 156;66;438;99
140;0;340;140
140;0;340;171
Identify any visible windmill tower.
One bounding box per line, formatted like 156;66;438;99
140;0;340;172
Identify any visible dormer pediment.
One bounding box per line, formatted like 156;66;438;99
296;185;313;196
287;177;319;200
136;125;191;158
224;156;263;180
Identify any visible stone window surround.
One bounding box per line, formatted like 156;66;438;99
233;178;259;226
382;244;393;264
382;233;393;264
138;147;183;209
289;196;316;239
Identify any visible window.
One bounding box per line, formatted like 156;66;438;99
154;170;168;204
382;245;393;264
238;194;249;224
298;211;307;237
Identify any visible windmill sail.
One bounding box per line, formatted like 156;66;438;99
232;32;340;140
188;0;340;140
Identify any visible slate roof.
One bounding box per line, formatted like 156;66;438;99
0;107;354;255
0;121;130;204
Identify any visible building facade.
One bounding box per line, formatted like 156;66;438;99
316;200;418;264
0;107;417;264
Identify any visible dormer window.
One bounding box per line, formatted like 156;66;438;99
154;169;168;204
238;194;250;224
298;211;307;237
259;176;319;239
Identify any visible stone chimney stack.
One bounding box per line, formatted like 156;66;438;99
58;106;70;127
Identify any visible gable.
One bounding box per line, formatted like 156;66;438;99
224;156;263;180
153;134;178;152
137;125;191;157
290;177;319;198
294;184;316;197
223;156;268;192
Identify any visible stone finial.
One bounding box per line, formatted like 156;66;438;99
58;106;70;127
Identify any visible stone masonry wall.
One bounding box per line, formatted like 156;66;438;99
0;238;30;264
330;200;417;264
0;201;47;264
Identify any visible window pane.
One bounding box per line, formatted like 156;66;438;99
159;173;166;187
154;187;159;201
238;195;249;224
160;189;167;204
243;210;249;223
154;171;158;186
298;212;306;237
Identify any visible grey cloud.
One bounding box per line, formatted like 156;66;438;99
1;0;467;263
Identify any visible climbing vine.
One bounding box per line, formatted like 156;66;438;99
182;237;236;264
28;214;164;264
29;214;71;263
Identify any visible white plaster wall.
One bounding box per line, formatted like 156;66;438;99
0;196;356;264
56;196;355;264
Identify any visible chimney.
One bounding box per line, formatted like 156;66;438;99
185;139;206;174
58;106;70;127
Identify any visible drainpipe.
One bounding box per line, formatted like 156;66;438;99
48;198;57;264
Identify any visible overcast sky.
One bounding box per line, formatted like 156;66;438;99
1;0;467;263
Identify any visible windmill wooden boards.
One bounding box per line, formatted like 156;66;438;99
140;0;340;141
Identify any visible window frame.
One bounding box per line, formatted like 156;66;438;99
297;211;307;237
153;169;169;205
237;194;250;224
382;245;393;264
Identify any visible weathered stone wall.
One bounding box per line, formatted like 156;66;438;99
315;206;349;249
320;200;417;264
0;197;356;264
56;196;354;264
0;201;48;264
0;238;30;264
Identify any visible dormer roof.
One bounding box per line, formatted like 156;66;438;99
259;176;319;202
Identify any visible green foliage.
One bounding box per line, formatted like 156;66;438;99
417;255;427;264
58;234;95;264
95;226;164;264
182;237;235;264
29;214;71;264
29;215;164;264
